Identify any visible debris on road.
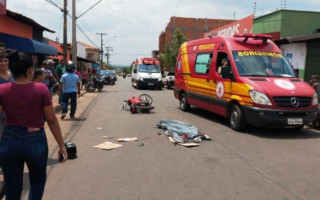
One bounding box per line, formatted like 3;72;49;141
102;136;109;139
157;119;211;145
138;143;144;147
96;127;103;130
169;137;199;147
93;141;122;150
117;137;138;142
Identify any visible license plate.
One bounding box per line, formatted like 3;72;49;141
148;83;154;86
287;118;303;125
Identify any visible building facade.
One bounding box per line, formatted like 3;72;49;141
0;9;58;66
253;9;320;81
159;16;234;54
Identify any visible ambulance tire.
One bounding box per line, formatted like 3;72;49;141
180;93;190;111
229;104;246;131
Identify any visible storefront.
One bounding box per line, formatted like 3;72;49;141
0;9;58;66
305;38;320;82
278;33;320;82
0;32;57;55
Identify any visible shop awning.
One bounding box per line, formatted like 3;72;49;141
77;56;96;63
0;32;58;55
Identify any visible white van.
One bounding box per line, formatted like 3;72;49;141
131;57;162;89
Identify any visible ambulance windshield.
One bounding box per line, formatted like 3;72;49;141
139;64;161;73
232;51;297;78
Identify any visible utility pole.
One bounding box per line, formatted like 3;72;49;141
72;0;77;68
63;0;68;61
96;33;107;69
105;47;114;68
71;0;102;69
47;0;102;64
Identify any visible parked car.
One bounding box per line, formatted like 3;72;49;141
162;72;175;89
100;70;116;85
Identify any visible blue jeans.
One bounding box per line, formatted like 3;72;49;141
0;125;48;200
58;89;64;104
62;92;77;116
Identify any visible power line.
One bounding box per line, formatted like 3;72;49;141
66;14;99;48
77;24;99;48
45;0;63;10
77;0;102;19
77;1;162;32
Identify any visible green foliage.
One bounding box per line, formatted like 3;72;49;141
107;65;115;70
159;29;186;72
122;67;130;74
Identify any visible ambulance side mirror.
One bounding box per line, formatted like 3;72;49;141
134;69;137;73
221;66;235;81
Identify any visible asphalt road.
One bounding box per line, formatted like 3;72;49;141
18;77;320;200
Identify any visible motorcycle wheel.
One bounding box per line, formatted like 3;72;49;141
86;82;95;92
139;94;153;104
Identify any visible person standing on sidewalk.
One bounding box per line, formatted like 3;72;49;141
0;51;67;200
81;69;88;90
0;52;14;140
310;75;320;128
58;62;81;119
42;59;55;98
54;59;66;104
33;68;46;83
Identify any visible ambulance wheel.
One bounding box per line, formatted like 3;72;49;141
229;104;246;131
180;93;190;111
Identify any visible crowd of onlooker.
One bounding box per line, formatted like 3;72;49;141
0;41;98;199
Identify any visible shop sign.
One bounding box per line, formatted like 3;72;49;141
204;15;254;37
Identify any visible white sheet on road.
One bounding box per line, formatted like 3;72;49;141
93;141;123;150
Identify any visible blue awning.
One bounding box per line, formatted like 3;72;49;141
0;32;58;55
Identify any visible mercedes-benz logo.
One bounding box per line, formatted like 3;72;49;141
291;97;299;107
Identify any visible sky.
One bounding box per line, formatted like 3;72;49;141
6;0;320;66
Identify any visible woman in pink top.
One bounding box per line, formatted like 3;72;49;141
81;69;88;90
0;51;67;200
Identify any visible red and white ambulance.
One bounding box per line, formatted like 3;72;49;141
131;58;162;90
174;34;318;131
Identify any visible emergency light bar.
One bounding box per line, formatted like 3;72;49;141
142;58;158;65
234;33;272;44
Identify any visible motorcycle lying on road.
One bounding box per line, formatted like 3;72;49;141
85;75;104;92
122;94;154;113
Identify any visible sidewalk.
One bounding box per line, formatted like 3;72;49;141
52;90;86;113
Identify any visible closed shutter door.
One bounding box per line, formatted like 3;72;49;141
305;44;320;83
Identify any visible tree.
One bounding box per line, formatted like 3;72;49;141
107;65;115;70
122;67;130;74
159;29;187;72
